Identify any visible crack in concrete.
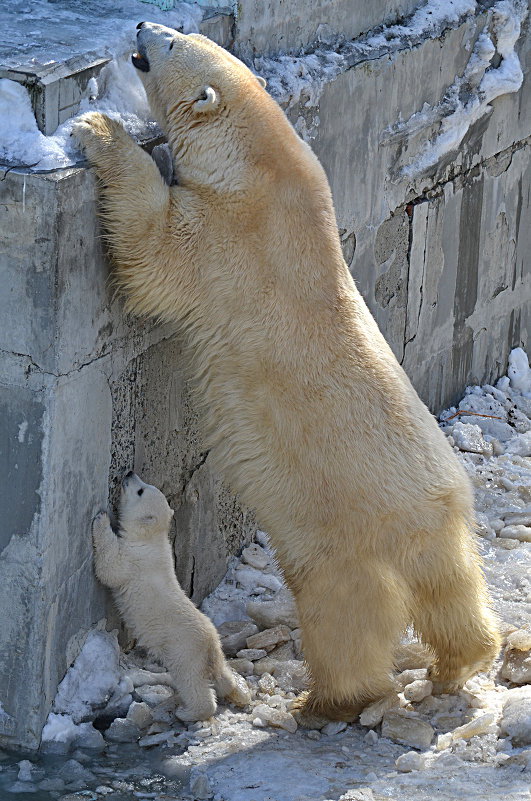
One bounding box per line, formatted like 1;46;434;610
406;135;530;203
182;450;210;493
0;347;111;380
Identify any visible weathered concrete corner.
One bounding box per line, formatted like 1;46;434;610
0;165;253;749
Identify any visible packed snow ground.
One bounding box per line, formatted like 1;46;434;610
1;348;530;800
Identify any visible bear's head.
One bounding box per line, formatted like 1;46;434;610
132;22;284;191
119;471;174;540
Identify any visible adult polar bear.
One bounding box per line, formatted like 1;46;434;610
73;23;499;723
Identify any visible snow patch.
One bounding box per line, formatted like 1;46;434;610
255;0;478;111
51;629;120;723
0;2;201;170
383;0;528;179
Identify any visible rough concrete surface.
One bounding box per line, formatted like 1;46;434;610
0;0;529;752
0;166;253;749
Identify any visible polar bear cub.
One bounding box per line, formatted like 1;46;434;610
92;471;246;721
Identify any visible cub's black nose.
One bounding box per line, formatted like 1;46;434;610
136;21;145;30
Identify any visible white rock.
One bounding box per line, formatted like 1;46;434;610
452;422;493;456
235;566;282;593
396;750;424;772
499;524;531;542
502;644;531;684
40;713;79;752
500;686;531;745
246;589;299;630
236;648;268;661
227;658;254;677
52;630;120;723
258;672;277;694
403;679;433;703
217;620;258;657
381;711;434;749
104;717;141;743
322;721;347;736
151;696;179;723
241;543;270;570
396;669;427;687
57;758;95;784
253;657;279;675
126;667;175;688
273;660;308;693
502;508;531;526
73;722;106;750
246;625;291;652
450;712;497;741
17;761;34;782
436;732;453;751
505;431;531;457
493;537;520;550
253;703;297;733
508;347;531;396
135;684;175;707
359;694;399;728
138;730;175;747
507;627;531;651
190;772;213;800
364;729;379;745
252;716;266;727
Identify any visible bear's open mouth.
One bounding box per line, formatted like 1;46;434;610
132;52;150;73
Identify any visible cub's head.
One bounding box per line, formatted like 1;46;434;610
132;22;278;190
119;471;174;540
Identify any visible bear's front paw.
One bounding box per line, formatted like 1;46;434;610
92;509;110;540
71;112;128;161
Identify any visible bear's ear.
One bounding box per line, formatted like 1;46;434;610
255;75;267;89
140;514;156;524
194;86;219;111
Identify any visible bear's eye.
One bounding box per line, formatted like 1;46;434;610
137;488;144;496
169;40;174;50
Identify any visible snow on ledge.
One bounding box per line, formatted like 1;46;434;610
381;0;528;180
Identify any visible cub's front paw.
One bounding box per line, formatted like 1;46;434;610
92;509;110;540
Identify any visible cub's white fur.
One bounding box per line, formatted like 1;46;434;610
92;473;241;721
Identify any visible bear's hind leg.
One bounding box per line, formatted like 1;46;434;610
411;544;500;690
213;665;236;699
174;681;217;722
292;558;409;724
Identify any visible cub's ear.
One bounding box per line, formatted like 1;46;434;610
194;86;219;111
255;75;267;89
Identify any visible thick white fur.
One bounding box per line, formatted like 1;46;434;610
92;474;236;721
76;25;499;722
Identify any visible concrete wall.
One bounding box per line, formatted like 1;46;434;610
0;167;254;749
280;5;530;410
0;0;529;750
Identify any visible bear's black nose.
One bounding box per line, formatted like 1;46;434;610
136;21;146;30
124;470;134;479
